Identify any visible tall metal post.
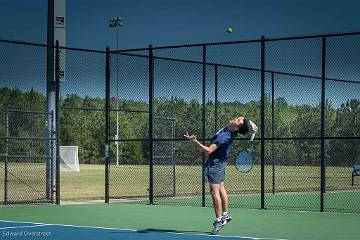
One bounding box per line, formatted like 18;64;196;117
105;47;111;203
115;27;120;166
47;0;66;201
109;17;123;166
320;37;327;212
201;45;207;207
171;119;176;196
55;41;61;205
46;0;55;200
4;109;9;204
260;36;266;209
271;72;275;195
149;45;154;205
50;110;55;203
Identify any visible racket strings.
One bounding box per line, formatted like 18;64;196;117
235;150;254;173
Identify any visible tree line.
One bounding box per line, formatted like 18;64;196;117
0;87;359;166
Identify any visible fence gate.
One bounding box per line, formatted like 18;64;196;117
2;109;55;204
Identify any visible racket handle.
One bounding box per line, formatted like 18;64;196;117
250;133;256;141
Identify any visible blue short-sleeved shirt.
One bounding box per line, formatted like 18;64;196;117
208;127;236;162
204;127;236;184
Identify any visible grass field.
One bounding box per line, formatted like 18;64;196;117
1;163;359;212
0;163;358;197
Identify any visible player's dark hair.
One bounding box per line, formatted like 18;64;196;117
237;119;250;135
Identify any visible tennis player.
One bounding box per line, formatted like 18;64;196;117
184;116;258;235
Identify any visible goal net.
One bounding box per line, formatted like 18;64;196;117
60;146;80;172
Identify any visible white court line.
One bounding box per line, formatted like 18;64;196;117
0;219;287;240
0;224;48;230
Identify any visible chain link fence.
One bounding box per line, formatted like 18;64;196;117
1;32;359;212
3;109;54;204
0;40;51;204
59;47;106;201
0;109;4;204
108;50;149;202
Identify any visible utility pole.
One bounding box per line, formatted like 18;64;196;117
109;17;123;165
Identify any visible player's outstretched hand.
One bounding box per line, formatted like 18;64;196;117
184;132;197;142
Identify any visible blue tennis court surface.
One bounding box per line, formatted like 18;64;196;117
0;220;283;240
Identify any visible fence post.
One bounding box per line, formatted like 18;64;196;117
105;47;110;203
260;36;266;209
149;45;154;205
50;110;55;203
271;72;275;195
202;45;207;207
55;40;61;205
4;108;9;204
214;64;218;132
320;37;327;212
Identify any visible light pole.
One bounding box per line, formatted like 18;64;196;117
109;17;123;165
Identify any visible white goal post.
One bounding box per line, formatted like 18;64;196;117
59;146;80;172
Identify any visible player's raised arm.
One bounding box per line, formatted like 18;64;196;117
184;132;217;155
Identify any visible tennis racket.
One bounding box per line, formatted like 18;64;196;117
235;133;255;173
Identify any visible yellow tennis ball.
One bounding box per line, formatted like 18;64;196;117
227;27;233;33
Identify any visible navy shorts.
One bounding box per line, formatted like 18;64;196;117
204;158;227;184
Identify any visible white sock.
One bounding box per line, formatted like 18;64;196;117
215;217;222;222
222;211;229;216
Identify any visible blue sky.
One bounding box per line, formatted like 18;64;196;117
0;0;359;108
1;0;360;50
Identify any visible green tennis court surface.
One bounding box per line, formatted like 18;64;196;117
0;204;359;240
156;191;360;212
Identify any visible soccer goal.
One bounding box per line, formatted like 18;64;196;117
60;146;80;172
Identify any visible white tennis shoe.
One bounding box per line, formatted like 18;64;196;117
210;220;223;235
221;212;232;226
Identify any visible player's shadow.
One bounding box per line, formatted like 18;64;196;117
137;228;209;235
